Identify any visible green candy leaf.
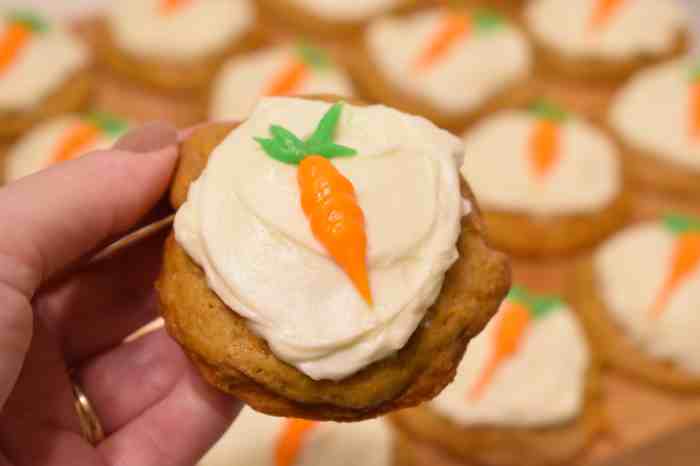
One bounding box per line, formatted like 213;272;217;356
506;285;563;320
307;142;357;158
663;214;700;235
305;102;344;149
270;125;306;152
254;137;305;165
474;9;504;33
296;41;331;70
85;112;129;138
7;10;49;33
529;99;569;124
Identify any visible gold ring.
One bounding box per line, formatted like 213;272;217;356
72;380;105;445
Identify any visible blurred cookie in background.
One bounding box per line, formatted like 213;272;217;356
210;42;354;122
0;9;92;141
392;286;603;466
461;100;631;258
3;111;128;183
347;5;535;133
610;59;700;201
201;408;396;466
524;0;689;85
572;215;700;393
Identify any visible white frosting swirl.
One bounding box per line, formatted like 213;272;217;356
366;9;532;115
287;0;400;22
462;110;621;215
175;98;464;381
201;408;393;466
210;45;355;122
106;0;255;61
526;0;686;60
610;59;700;172
431;300;590;427
0;15;88;112
595;222;700;374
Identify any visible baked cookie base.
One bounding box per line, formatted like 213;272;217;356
390;372;604;466
571;259;700;393
158;114;511;421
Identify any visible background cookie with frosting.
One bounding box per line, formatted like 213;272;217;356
157;96;510;421
610;59;700;200
0;9;92;140
95;0;261;92
201;407;396;466
210;42;355;122
347;5;534;132
524;0;689;84
392;286;603;466
573;215;700;392
2;111;128;183
461;100;631;258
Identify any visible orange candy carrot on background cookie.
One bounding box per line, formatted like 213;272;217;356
651;215;700;319
0;11;49;75
527;100;569;182
160;0;194;15
265;43;332;97
52;113;128;165
469;287;562;401
415;8;503;71
256;103;372;305
275;419;318;466
589;0;626;31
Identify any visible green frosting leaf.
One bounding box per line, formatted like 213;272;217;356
473;9;504;33
307;142;357;159
7;10;49;33
296;41;331;70
85;112;129;138
506;285;564;320
663;214;700;235
528;99;569;123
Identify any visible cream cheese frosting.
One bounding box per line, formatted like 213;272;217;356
4;114;128;182
366;9;532;115
287;0;400;22
106;0;254;61
431;291;590;427
174;97;464;381
595;220;700;374
0;12;89;112
526;0;686;60
210;45;354;122
201;408;393;466
461;109;621;215
610;59;700;172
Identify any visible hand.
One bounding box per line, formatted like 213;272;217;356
0;123;240;466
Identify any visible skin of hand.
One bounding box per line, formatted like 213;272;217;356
0;123;241;466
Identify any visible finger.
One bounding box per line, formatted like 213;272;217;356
36;230;168;364
99;364;241;466
0;123;177;298
77;329;188;435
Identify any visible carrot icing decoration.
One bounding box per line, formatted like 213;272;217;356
265;43;331;97
589;0;626;31
275;419;318;466
415;8;503;71
527;100;569;181
51;113;128;165
650;215;700;319
160;0;194;15
469;286;562;401
256;103;372;305
0;11;49;75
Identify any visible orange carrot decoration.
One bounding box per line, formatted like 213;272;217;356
256;103;372;305
415;8;503;71
0;11;49;75
527;100;569;182
589;0;626;31
265;43;332;97
469;286;562;401
275;419;318;466
51;113;129;165
160;0;194;15
688;64;700;141
651;215;700;319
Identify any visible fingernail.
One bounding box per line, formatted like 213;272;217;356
114;122;178;153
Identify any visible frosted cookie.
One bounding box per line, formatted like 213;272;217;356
349;6;534;132
3;112;128;182
461;100;630;258
392;286;603;466
157;96;510;421
201;407;395;466
97;0;260;91
525;0;688;83
0;10;92;140
573;215;700;392
610;59;700;199
210;43;354;122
